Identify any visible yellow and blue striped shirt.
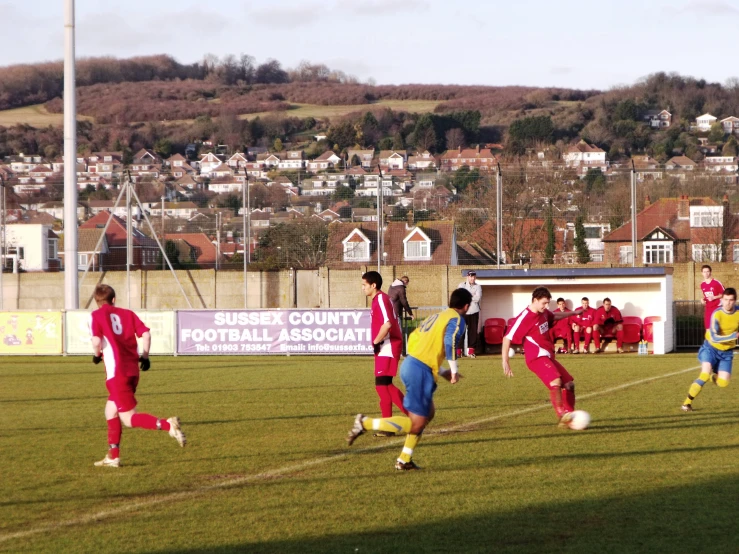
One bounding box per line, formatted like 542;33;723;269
407;308;466;380
705;307;739;350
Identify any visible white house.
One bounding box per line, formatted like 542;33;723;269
721;116;739;135
5;223;60;272
695;113;718;131
643;110;672;128
306;151;341;171
563;140;607;168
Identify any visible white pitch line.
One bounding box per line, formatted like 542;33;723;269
0;363;700;545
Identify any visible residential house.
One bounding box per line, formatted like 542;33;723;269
346;149;374;169
695;113;718;131
164;233;218;268
306;150;341;171
73;228;109;271
166;153;188;168
632;155;663;181
703;156;738;183
78;212;160;270
199;152;225;175
227;152;249;169
563;140;607;170
325;221;457;268
602;195;736;264
378;150;406;170
468;218;570;265
277;151;305;170
440;146;496;172
643;110;672;128
721;116;739;135
407;151;437;170
150;202;199;219
37;201;86;221
3;223;60;272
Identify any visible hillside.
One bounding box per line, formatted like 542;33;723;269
3;54;739;163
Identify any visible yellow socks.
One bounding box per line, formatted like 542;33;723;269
398;433;420;464
363;416;412;434
684;372;711;405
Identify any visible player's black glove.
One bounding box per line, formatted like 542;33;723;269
92;354;103;365
373;342;382;355
139;356;150;371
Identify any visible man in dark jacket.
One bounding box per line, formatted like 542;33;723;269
388;276;414;322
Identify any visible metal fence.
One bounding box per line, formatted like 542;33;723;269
673;300;705;349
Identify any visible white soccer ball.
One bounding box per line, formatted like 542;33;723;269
508;347;516;358
568;410;591;431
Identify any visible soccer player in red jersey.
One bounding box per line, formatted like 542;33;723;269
571;297;595;354
592;298;625;353
550;297;574;353
700;264;724;331
90;284;186;467
502;287;582;425
362;271;407;421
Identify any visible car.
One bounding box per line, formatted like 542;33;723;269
4;334;22;346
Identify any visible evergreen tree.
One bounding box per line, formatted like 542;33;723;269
543;199;555;264
574;216;591;264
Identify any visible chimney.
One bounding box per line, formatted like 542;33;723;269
644;195;651;208
476;144;480;153
677;194;689;219
458;145;462;153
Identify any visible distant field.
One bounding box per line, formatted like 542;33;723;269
0;104;93;127
3;352;739;553
239;99;442;121
0;99;440;128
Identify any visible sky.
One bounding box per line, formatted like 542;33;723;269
2;0;739;91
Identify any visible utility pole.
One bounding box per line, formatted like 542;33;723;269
376;165;384;273
243;169;248;308
161;194;165;270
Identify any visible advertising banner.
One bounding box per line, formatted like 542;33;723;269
177;309;372;355
65;310;176;355
0;311;63;355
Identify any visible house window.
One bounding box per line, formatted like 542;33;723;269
47;239;58;259
691;208;723;227
344;241;369;262
619;245;633;264
692;244;721;262
733;244;739;263
78;253;88;269
644;242;673;264
405;240;431;260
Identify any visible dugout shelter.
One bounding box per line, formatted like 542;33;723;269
466;267;673;354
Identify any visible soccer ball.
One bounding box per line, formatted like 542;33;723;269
508;347;516;357
568;410;591;431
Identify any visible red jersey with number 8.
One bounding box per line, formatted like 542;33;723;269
90;304;150;380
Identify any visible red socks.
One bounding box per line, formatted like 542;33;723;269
107;417;122;459
616;328;624;349
376;384;408;417
131;413;170;431
376;385;392;417
549;386;564;417
388;383;408;415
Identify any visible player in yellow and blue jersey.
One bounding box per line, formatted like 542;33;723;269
682;287;739;412
346;288;472;470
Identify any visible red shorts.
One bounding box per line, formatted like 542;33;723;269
375;355;399;377
106;376;139;412
527;356;573;386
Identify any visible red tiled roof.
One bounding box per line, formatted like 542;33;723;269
164;233;217;265
604;197;719;242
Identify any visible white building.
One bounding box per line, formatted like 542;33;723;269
5;224;60;272
695;113;718;131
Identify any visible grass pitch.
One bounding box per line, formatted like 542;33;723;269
1;352;738;553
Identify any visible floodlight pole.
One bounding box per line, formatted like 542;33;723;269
161;195;165;270
496;164;502;268
63;0;79;309
630;161;637;267
377;166;384;273
126;172;132;307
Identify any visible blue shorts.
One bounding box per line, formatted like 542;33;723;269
697;341;734;373
400;356;437;418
